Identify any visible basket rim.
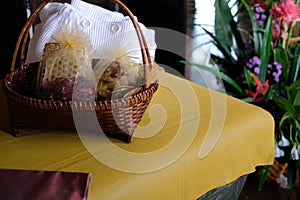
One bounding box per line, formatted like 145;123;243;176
3;64;159;112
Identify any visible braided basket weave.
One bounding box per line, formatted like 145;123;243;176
266;159;288;181
3;0;159;143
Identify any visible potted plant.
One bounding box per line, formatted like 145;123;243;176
182;0;300;190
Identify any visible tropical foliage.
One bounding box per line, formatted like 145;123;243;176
182;0;300;189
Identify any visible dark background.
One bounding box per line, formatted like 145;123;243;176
0;0;27;79
0;0;187;79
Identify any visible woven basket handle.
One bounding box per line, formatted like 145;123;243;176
10;0;152;84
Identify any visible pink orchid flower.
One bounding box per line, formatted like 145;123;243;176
269;0;300;46
269;0;300;27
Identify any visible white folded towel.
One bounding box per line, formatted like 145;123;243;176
25;0;156;64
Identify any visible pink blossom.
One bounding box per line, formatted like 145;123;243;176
269;0;300;27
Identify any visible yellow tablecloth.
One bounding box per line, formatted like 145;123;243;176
0;73;274;200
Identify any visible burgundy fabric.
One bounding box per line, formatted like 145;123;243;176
0;169;91;200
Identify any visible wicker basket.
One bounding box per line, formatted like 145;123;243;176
266;159;288;181
3;0;159;143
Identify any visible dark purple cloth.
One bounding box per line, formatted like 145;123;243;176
0;169;91;200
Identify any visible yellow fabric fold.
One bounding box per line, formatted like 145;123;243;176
0;73;274;200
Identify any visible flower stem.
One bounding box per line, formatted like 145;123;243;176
286;23;293;49
286;0;300;48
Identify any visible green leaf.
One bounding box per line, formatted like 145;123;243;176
291;91;300;107
274;46;291;84
273;93;298;119
242;96;254;103
288;80;300;106
258;165;270;191
214;0;234;50
240;0;261;55
288;43;300;83
243;66;254;89
201;27;238;66
181;60;244;94
214;0;246;59
290;80;300;90
230;21;246;59
261;84;274;105
266;0;275;10
258;16;273;83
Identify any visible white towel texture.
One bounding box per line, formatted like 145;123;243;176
25;0;156;64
